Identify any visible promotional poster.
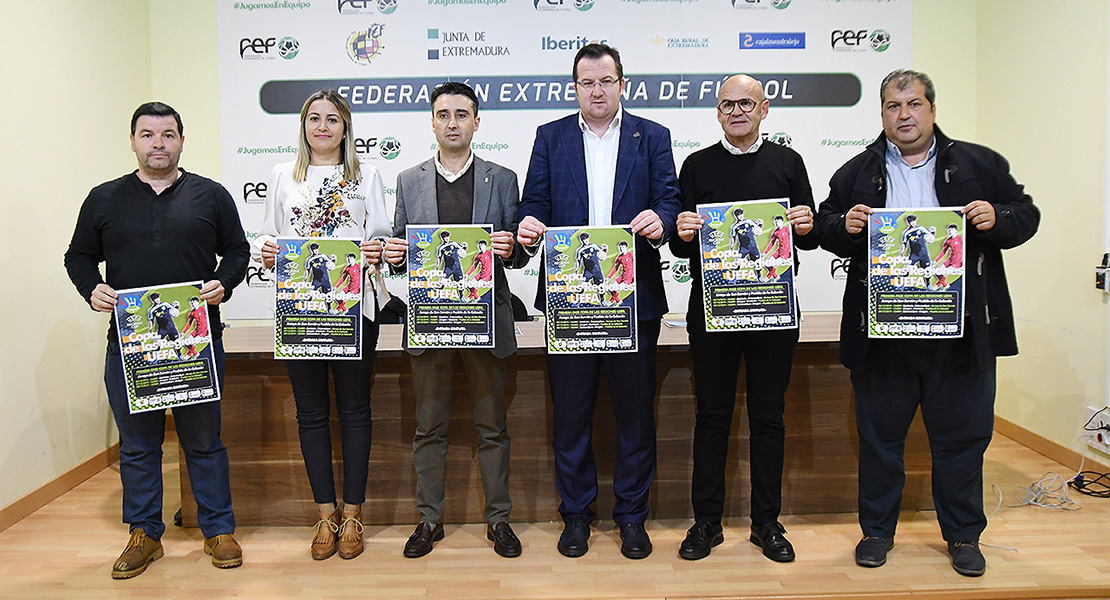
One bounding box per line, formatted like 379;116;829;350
113;281;220;414
544;226;637;354
406;224;495;349
275;237;363;358
867;208;965;338
698;199;798;332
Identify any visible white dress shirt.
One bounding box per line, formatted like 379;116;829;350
579;108;622;226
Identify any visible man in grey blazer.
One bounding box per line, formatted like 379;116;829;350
383;82;527;559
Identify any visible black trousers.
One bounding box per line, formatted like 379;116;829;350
850;336;995;542
285;317;380;505
687;299;799;526
547;318;661;526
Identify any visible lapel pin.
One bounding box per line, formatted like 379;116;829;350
484;177;489;183
633;132;640;138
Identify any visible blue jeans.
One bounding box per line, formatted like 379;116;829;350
105;339;235;540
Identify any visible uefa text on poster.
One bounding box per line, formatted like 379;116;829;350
698;199;798;331
544;226;637;354
113;281;220;414
867;208;966;338
406;225;495;349
275;237;363;358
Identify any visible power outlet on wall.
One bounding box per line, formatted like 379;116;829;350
1085;406;1110;457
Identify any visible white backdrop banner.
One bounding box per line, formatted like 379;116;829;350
217;0;912;320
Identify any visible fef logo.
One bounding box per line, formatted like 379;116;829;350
379;137;402;160
534;0;593;12
869;29;891;52
671;259;691;284
550;233;571;252
122;294;143;313
347;25;385;65
875;215;897;234
243;181;267;205
338;0;398;14
832;28;892;52
764;131;793;148
412;230;432;248
277;36;300;59
732;0;787;8
282;243;302;259
704;208;726;228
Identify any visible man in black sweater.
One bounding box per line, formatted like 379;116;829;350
668;74;818;562
64;102;249;579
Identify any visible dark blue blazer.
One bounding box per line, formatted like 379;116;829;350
517;111;680;320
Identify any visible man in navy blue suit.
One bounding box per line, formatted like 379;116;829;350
516;43;680;560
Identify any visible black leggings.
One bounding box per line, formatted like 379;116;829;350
285;317;380;505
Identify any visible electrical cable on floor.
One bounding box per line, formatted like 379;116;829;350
983;471;1080;553
1066;431;1110;498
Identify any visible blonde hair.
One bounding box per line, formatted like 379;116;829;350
293;90;361;183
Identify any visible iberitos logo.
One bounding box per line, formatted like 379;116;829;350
379;137;402;160
277;36;299;59
347;25;385;64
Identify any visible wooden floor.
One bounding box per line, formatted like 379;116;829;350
2;434;1109;600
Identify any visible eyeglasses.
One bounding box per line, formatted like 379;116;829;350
576;78;621;90
717;98;760;115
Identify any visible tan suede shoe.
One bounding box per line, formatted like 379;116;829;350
337;508;364;560
203;533;243;568
311;507;341;560
111;529;164;579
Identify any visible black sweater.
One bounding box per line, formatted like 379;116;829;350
668;140;819;285
64;169;250;341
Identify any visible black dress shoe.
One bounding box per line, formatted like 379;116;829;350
557;516;590;558
403;522;444;558
948;541;986;576
855;536;894;567
487;522;522;558
679;520;723;561
619;522;652;559
749;522;795;563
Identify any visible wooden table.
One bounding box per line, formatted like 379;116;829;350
180;313;935;526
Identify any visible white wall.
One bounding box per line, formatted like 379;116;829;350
0;1;151;510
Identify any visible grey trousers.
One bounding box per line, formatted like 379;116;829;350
411;348;512;524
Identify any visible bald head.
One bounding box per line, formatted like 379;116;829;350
716;74;769;151
718;74;765;103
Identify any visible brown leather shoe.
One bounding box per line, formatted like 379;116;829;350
403;522;443;558
486;522;522;558
203;533;243;568
311;507;341;560
111;529;164;579
337;508;364;560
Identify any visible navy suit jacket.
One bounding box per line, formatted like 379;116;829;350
517;111;680;320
